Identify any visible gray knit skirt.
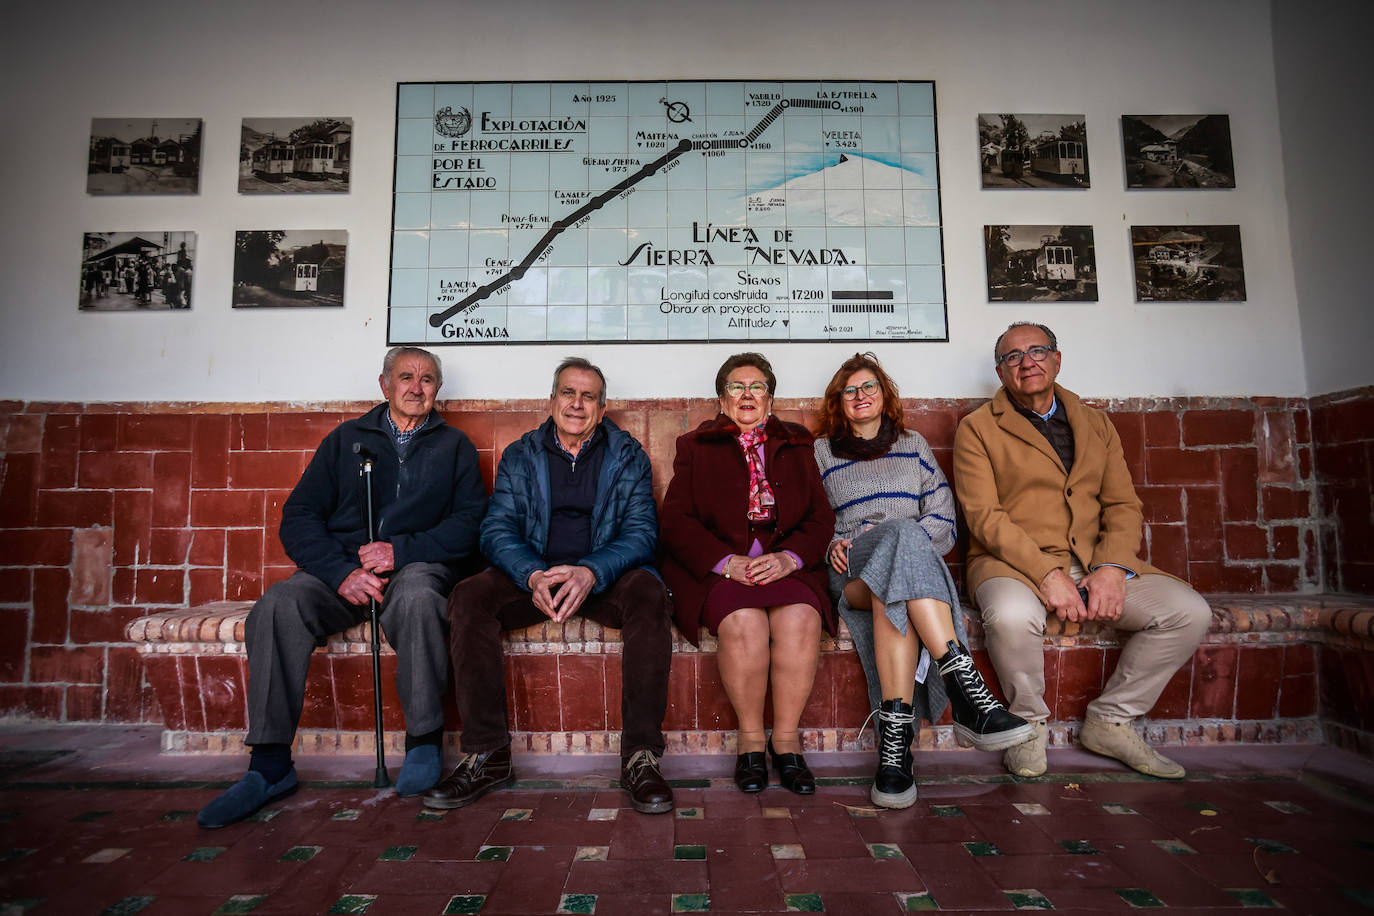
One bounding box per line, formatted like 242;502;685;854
830;518;966;722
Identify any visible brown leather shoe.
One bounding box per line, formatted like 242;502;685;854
422;746;515;810
621;749;674;814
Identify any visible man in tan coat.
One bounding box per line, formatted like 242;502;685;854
953;321;1211;779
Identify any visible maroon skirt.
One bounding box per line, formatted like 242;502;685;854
701;576;821;637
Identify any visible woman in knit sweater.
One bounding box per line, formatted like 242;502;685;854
814;353;1031;808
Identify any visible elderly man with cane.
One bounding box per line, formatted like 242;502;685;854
198;347;487;828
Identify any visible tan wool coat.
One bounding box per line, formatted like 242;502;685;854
953;384;1162;600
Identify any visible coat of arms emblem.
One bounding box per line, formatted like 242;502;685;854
435;106;472;139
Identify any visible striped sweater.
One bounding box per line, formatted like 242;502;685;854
813;430;956;554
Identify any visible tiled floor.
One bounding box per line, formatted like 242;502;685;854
1;727;1373;914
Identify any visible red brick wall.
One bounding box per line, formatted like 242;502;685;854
1312;385;1374;594
0;394;1327;724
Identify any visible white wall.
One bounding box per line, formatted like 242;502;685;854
1272;0;1374;397
0;0;1312;403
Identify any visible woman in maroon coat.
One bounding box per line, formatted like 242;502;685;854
660;353;835;795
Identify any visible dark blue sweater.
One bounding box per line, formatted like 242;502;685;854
278;403;487;590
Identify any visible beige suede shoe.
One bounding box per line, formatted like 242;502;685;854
1002;720;1048;777
1079;716;1185;779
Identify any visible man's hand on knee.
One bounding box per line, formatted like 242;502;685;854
338;568;387;606
1040;568;1087;622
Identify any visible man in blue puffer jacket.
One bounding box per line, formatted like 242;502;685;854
425;357;675;815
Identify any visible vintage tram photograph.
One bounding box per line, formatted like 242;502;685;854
979;114;1090;189
1132;225;1245;301
985;225;1098;302
80;232;195;311
87;118;202;195
232;230;347;308
1122;114;1235;188
238;117;352;193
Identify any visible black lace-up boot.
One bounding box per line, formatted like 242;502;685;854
870;699;917;809
938;641;1034;752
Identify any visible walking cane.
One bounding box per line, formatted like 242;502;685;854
354;443;391;788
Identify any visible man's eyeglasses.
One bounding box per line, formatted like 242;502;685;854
841;379;881;400
997;345;1056;368
724;381;769;398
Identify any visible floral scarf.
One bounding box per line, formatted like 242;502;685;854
737;426;776;522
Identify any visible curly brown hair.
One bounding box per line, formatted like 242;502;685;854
814;352;905;439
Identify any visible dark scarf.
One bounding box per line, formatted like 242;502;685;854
829;415;899;461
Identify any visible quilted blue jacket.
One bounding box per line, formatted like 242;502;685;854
479;417;659;592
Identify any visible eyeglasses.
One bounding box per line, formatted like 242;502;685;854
997;345;1056;368
724;381;770;398
841;379;881;400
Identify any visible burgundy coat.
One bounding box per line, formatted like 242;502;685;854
660;413;836;645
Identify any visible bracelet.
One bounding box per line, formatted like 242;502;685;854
723;557;732;580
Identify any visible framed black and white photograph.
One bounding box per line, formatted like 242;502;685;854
1131;225;1245;301
985;226;1098;302
978;114;1089;189
233;230;347;307
1122;115;1235;188
87;119;202;195
80;232;195;310
239;118;352;193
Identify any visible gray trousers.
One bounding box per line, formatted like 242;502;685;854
974;566;1211;725
245;562;456;745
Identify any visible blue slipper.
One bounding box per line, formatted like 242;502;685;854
395;745;442;797
197;768;298;829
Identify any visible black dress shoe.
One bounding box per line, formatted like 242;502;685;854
733;751;768;793
768;741;815;795
621;749;674;814
422;746;514;810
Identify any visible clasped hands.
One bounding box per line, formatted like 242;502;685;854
1040;565;1126;623
723;551;797;586
528;565;597;623
336;541;396;606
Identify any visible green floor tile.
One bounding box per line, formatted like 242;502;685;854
868;843;904;859
330;809;362;821
676;807;703;819
378;845;417;861
74;810;112;822
576;846;610;861
327;895;376;914
417;809;446;822
930;804;964;817
1151;838;1196;855
84;848;131;864
246;808;281;823
1354;838;1374;852
896;891;939;911
160;810;193;821
674;844;706;860
3;901;41;913
557;893;598;914
214;895;267;914
1342;888;1374;907
1263;800;1307;814
501;808;533;821
963;841;1001;857
1115;888;1164;908
183;847;227;862
442;895;486;915
1059;839;1098;855
101;898;155;916
476;845;513;861
278;845;322;862
670;893;710;913
0;849;33;863
1013;803;1050;816
0;812;18;824
1101;803;1136;815
1247;837;1296;854
1004;888;1053;909
785;892;824;911
1224;888;1280;907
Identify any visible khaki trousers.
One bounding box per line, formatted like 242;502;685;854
974;565;1211;724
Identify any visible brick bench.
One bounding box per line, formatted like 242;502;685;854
126;594;1374;756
